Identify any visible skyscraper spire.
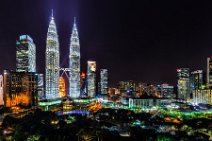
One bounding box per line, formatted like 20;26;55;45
74;17;76;24
51;9;54;19
45;11;60;100
69;17;80;98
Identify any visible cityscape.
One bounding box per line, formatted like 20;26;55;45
0;1;212;141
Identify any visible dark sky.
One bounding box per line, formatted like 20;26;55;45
0;0;212;87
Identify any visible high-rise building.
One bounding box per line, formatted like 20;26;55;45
37;74;44;101
177;68;190;101
59;76;66;98
3;70;38;107
100;69;108;95
16;35;36;72
80;72;86;96
87;61;96;98
45;11;60;100
190;70;204;90
69;18;80;99
0;75;4;105
160;83;175;99
207;57;212;89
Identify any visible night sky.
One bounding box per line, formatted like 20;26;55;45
0;0;212;87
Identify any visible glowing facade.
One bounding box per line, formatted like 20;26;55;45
3;70;38;107
207;57;212;89
177;68;190;101
69;18;80;99
160;84;175;99
192;90;212;105
59;76;66;98
45;12;60;99
80;72;86;97
100;69;108;95
87;61;96;98
16;35;36;72
0;75;3;105
190;70;203;90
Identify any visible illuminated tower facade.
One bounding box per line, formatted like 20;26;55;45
69;18;80;99
177;68;190;101
16;35;36;72
45;12;60;99
87;61;96;98
100;69;108;95
59;76;66;98
207;57;212;89
0;75;3;105
190;70;204;90
80;72;86;97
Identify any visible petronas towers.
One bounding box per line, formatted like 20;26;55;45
45;12;60;99
69;18;81;98
45;11;80;100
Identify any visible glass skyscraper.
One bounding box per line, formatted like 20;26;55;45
100;69;108;95
190;70;204;90
207;57;212;89
45;12;60;100
177;68;190;101
16;35;36;72
87;61;96;98
0;75;3;105
69;18;80;99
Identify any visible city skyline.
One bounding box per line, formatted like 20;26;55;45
1;1;212;86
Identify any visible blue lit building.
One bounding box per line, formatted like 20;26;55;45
190;70;204;90
16;35;36;72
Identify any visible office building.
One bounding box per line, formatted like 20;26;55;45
16;35;36;72
160;83;175;99
207;57;212;89
80;72;86;97
190;70;204;90
192;90;212;105
87;61;96;98
0;75;3;105
3;70;38;107
37;74;44;101
100;69;108;95
177;68;190;101
59;76;66;98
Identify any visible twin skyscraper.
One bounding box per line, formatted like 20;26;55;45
46;11;80;100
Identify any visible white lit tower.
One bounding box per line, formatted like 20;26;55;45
45;11;60;99
69;18;80;98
